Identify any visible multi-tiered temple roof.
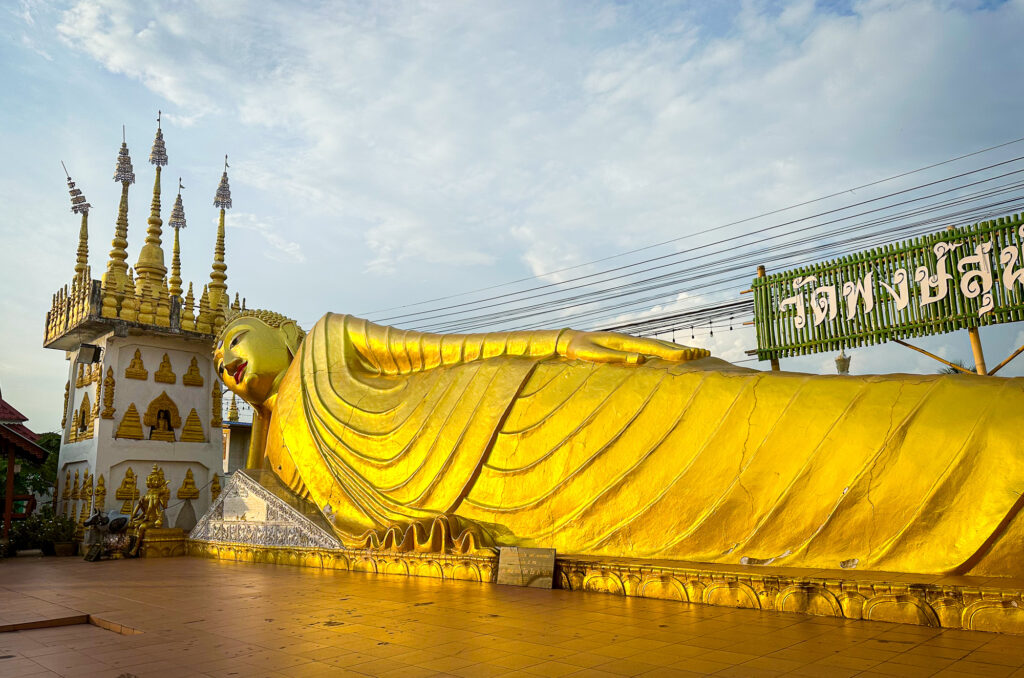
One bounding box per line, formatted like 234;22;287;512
44;114;242;350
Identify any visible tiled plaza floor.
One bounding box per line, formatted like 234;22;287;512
1;557;1024;678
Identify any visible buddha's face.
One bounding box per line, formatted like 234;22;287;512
215;318;294;406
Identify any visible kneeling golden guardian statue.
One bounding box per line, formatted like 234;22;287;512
215;310;1024;577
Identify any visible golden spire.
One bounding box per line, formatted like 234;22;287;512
101;126;135;317
181;282;196;331
196;284;212;334
170;229;182;297
168;178;186;298
63;162;91;280
119;267;139;322
209;155;230;312
136;277;153;324
134;111;168;293
228;394;239;422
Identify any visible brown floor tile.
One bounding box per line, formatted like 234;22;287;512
520;660;582;677
669;656;733;674
636;668;707;678
591;657;664;676
0;558;1023;678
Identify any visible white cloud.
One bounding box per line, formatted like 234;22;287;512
5;0;1024;427
226;212;305;264
19;33;51;60
11;0;40;26
50;1;1024;285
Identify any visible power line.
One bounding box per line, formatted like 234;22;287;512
427;195;1024;335
409;183;1024;333
377;156;1024;327
361;136;1024;317
567;198;1024;335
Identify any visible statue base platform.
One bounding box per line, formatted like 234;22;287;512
189;469;495;581
556;556;1024;636
138;528;186;558
189;471;1024;634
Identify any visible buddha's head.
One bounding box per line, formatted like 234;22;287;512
215;309;305;407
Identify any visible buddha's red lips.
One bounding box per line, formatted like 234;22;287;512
234;362;247;383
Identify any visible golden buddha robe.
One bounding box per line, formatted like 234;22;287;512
264;313;1024;577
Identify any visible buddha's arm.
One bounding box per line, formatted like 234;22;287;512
342;315;566;375
341;315;708;375
245;410;268;470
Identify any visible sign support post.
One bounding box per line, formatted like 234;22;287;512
968;328;987;375
756;265;780;372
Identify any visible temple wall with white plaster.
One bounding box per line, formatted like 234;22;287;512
56;332;223;529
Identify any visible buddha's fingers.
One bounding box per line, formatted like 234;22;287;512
594;333;710;362
567;340;646;365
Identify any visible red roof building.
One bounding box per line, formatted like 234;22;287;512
1;391;48;540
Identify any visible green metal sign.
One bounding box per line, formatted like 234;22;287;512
753;213;1024;361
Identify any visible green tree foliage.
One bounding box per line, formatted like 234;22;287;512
0;431;60;497
937;360;975;375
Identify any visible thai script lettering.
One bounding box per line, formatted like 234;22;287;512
776;225;1024;322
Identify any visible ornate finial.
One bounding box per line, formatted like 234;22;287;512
228;394;239;421
209;157;230;313
62;162;91;215
168;180;185;299
64;162;91;279
169;179;187;230
134;114;168;300
213;155;232;209
113;132;135;184
101;133;134;315
149;111;168;166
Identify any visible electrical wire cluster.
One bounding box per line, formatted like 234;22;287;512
358;138;1024;345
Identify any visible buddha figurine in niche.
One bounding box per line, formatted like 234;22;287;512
149;409;173;440
214;309;1024;577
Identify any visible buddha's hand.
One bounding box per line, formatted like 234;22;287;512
563;331;710;365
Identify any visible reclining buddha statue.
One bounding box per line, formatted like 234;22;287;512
214;309;1024;577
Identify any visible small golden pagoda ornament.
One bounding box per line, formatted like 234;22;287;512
180;408;206;443
115;403;145;440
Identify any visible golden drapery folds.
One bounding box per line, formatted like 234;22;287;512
262;313;1024;577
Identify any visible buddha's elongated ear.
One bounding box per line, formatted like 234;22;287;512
280;321;304;358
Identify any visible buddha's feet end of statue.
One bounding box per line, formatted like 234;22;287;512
353;514;497;556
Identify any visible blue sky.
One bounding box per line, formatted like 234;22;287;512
2;0;1024;429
